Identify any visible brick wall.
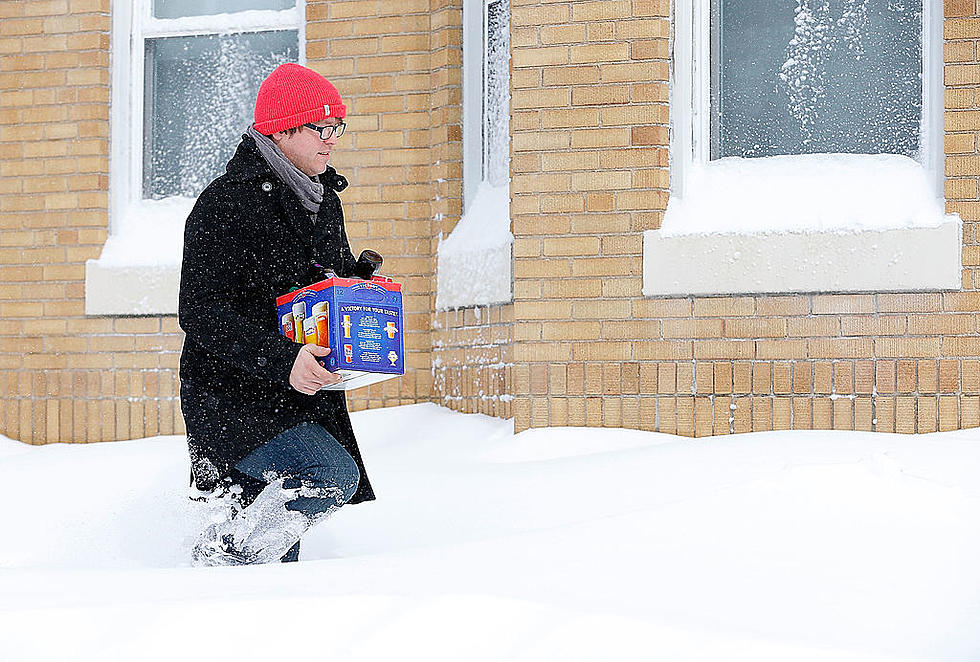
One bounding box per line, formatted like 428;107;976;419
0;0;467;442
7;0;979;444
426;0;514;417
433;303;514;417
308;0;438;412
508;0;980;435
0;0;188;443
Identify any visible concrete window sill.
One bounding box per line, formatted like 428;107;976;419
642;220;962;297
85;260;180;316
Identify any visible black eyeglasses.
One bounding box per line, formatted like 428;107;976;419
302;122;347;140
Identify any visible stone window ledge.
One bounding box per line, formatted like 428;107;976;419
642;220;962;297
85;260;179;316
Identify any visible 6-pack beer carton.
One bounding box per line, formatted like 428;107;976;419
276;276;404;390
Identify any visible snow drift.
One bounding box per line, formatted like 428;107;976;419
1;403;979;661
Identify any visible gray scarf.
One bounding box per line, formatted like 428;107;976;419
247;125;323;216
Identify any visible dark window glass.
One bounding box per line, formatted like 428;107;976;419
712;0;922;159
484;0;510;187
143;30;297;198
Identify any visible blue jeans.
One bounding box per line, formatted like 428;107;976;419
233;422;360;561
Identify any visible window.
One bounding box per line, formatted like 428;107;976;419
137;0;300;202
643;0;960;297
435;0;513;310
143;30;296;199
87;0;302;315
711;0;922;160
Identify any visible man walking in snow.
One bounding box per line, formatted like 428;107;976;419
179;63;375;565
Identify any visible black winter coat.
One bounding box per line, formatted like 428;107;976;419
178;134;375;504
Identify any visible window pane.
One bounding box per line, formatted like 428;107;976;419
484;0;510;187
713;0;921;159
143;31;298;199
153;0;294;19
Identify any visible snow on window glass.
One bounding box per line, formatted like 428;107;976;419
153;0;294;19
143;31;297;199
712;0;921;159
484;0;511;187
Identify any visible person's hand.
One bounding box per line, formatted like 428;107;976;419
289;345;342;394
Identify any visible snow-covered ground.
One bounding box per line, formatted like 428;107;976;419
1;403;979;661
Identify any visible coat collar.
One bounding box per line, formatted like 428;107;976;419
221;135;315;260
224;134;348;268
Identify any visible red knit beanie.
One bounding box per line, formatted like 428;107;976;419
253;63;347;135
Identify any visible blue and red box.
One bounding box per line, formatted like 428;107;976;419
276;276;405;391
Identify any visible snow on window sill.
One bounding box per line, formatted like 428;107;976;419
144;7;300;36
643;154;962;296
84;197;193;316
436;182;513;310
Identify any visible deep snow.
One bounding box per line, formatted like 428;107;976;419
1;403;979;661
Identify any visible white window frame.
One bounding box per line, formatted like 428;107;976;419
86;0;304;315
436;0;513;311
675;0;943;194
461;0;510;210
461;0;485;214
643;0;960;297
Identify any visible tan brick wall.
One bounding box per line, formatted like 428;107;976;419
433;303;514;417
308;0;438;412
0;0;188;443
425;0;514;416
0;0;470;443
509;0;980;435
10;0;979;443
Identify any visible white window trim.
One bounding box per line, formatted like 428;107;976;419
86;0;304;316
436;0;513;311
643;0;960;297
460;0;485;216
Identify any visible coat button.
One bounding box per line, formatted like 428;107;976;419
261;181;273;192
